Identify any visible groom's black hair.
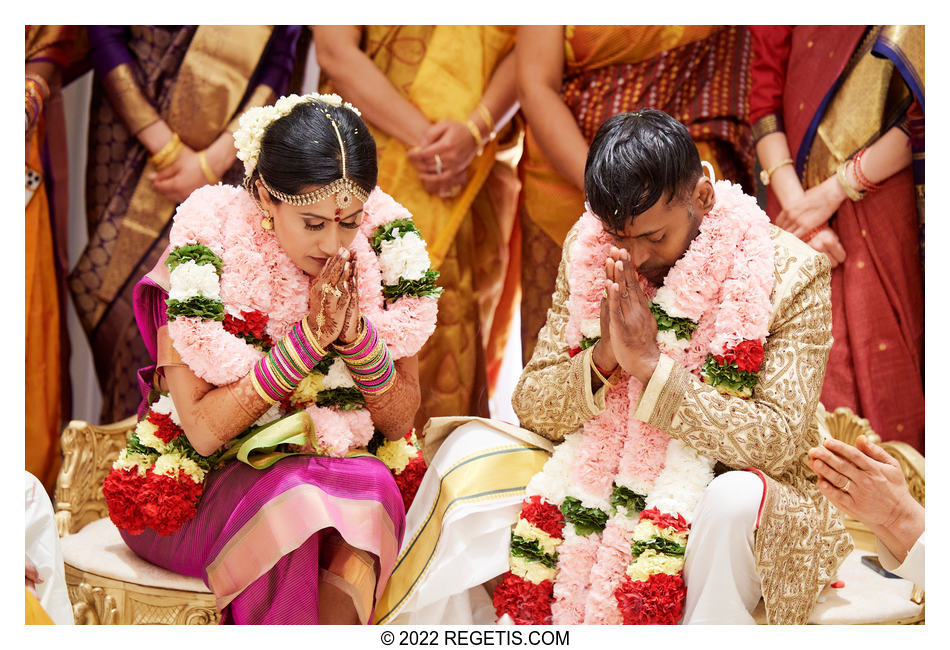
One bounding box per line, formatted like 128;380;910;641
254;99;378;201
584;109;702;233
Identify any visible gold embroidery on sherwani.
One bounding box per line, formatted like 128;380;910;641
514;223;853;624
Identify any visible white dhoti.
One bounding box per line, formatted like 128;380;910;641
682;470;766;624
374;418;551;624
25;471;73;624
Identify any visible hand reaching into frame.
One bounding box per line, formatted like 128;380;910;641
806;227;847;268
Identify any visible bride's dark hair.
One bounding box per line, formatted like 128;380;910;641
251;99;377;202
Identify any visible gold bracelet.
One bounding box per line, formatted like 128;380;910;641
301;317;329;357
836;160;865;202
759;157;793;186
198;150;218;184
150;133;183;170
464;119;485;157
476;102;496;140
589;352;615;387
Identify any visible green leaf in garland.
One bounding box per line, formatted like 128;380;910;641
560;496;609;536
579;336;601;350
649;303;697;341
631;536;686;557
510;535;559;568
166;296;225;321
700;354;756;397
370;218;421;253
610;484;646;514
126;429;157;456
312;348;339;376
381;269;444;303
366;429;386;456
165;436;226;473
316;387;366;411
166;243;223;273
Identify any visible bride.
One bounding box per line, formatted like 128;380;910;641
103;93;442;624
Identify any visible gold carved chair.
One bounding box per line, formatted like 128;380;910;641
753;405;925;625
54;417;219;625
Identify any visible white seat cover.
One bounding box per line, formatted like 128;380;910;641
61;517;211;594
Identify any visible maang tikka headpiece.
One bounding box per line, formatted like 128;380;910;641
257;115;369;209
234;93;370;214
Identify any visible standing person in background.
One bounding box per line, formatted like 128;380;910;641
516;25;754;362
68;26;302;423
750;26;924;452
313;26;521;428
26;25;85;492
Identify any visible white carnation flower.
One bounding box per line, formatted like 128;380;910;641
652;286;693;320
378;231;431;285
580;318;601;341
643;439;714;523
254;404;283;428
656;329;690;354
168;260;221;302
324;358;357;390
150;394;182;426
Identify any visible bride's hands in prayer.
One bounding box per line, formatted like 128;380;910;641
597;247;660;386
337;258;363;345
307;248;354;349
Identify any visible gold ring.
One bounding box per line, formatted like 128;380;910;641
842;480;851;493
602;288;608;299
321;284;343;298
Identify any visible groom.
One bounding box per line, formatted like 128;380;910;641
512;109;852;624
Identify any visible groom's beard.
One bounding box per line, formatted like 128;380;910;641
639;204;702;287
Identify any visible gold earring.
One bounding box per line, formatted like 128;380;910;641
260;212;274;231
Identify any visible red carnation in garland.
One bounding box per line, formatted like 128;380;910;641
224;310;271;345
394;452;427;511
492;572;554;625
615;573;686;625
103;467;150;535
639;507;689;532
146;411;184;444
138;468;204;536
520;495;565;539
732;340;765;373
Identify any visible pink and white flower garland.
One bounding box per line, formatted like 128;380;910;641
106;184;438;536
494;180;775;624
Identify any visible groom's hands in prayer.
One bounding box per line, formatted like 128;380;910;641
593;246;659;386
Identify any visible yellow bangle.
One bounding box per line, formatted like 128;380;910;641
476;102;496;139
198;150;218;184
301;317;329;357
150;133;182;170
589;353;616;387
836;160;865;201
464;119;484;157
248;368;279;405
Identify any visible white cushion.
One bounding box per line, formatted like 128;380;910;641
808;550;922;624
754;549;922;624
61;517;211;593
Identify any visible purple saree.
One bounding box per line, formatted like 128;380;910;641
122;272;406;624
69;26;301;423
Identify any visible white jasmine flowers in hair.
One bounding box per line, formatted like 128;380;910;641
168;260;221;302
234;92;365;176
378;231;432;285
